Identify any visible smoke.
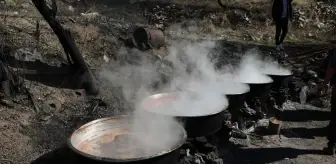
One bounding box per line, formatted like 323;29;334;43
234;51;273;84
98;40;231;158
226;50;291;84
260;56;292;75
97;39;291;158
162;41;230;117
98;48;183;158
240;51;291;77
99;49;160;106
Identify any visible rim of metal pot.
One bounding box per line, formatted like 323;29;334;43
67;115;188;163
140;92;228;117
221;82;251;95
243;80;274;85
238;74;274;84
263;71;293;76
225;88;250;96
185;81;251;96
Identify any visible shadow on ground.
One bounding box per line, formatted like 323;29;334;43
31;145;164;164
31;144;175;164
31;140;325;164
281;127;328;139
31;146;80;164
24;114;99;164
232;147;323;164
5;55;88;90
280;109;330;122
252;126;328;139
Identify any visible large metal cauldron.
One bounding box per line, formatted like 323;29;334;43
140;92;228;138
244;80;273;118
237;74;273;103
68;116;187;164
221;82;250;111
224;82;250;126
246;82;273;100
267;73;292;89
266;73;292;117
215;82;250;141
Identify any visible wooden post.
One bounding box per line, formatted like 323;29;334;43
32;0;98;95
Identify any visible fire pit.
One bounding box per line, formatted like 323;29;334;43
224;81;250;126
237;74;273;118
68;115;187;164
140;92;228;137
259;61;292;107
268;73;292;100
214;82;250;141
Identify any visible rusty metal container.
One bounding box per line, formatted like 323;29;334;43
268;117;282;135
133;27;165;49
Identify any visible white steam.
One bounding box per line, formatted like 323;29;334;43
228;51;291;84
260;57;292;75
214;81;250;95
239;51;292;76
235;52;273;84
97;40;291;159
99;49;184;159
152;41;229;116
140;88;228;117
98;41;231;159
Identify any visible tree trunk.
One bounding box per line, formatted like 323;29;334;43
32;0;98;95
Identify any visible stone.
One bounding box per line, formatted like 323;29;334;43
0;98;14;108
180;155;193;164
21;3;30;9
195;137;208;144
180;149;187;156
206;151;218;161
194;153;205;164
211;158;224;164
203;143;217;152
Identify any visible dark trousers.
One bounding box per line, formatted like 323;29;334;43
328;86;336;147
275;18;289;45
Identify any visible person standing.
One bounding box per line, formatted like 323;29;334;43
272;0;294;51
318;41;336;155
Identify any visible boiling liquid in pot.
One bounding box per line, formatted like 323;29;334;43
78;131;169;159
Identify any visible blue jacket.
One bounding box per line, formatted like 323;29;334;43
272;0;293;21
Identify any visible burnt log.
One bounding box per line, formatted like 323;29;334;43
32;0;98;95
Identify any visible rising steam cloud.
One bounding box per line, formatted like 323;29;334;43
98;40;291;158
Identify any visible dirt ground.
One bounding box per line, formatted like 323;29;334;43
229;102;336;164
0;0;335;164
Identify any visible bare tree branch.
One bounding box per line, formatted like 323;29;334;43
32;0;98;94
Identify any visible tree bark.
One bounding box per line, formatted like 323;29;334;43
32;0;98;95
